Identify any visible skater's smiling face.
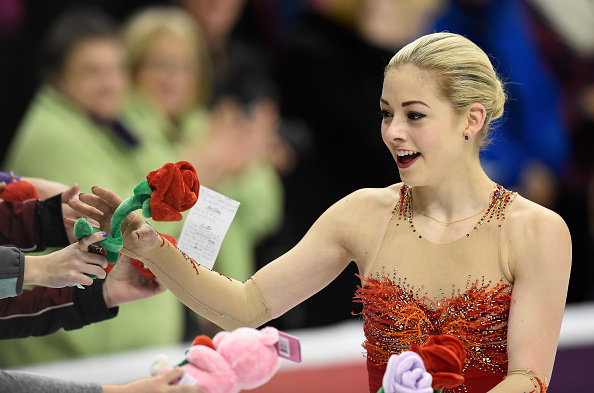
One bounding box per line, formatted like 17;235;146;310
380;64;485;186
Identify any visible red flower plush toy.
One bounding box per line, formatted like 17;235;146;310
146;161;199;221
0;179;40;201
409;335;466;390
73;161;200;279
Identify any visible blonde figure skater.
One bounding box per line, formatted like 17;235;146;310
72;33;570;393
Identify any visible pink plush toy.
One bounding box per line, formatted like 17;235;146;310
152;326;281;393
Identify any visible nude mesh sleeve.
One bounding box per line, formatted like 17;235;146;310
121;217;272;331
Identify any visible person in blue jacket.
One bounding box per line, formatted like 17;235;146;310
433;0;569;208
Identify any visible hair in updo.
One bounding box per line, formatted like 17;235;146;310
386;32;506;149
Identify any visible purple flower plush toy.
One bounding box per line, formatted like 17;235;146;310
378;351;434;393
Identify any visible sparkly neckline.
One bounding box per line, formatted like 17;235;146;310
390;183;517;241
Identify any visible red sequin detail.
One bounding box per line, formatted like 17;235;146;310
353;277;512;392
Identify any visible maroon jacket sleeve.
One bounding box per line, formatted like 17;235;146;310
0;200;36;250
0;194;69;251
0;279;118;339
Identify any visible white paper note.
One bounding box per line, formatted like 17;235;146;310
176;186;240;270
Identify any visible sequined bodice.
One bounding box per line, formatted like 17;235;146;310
355;278;512;392
354;184;517;393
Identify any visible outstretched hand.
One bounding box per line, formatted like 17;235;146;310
65;187;167;306
67;187;132;237
23;231;109;288
67;186;159;248
102;253;166;308
102;367;205;393
61;184;100;243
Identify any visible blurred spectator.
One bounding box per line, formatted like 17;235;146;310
1;7;186;367
122;5;284;284
525;0;594;302
176;0;298;176
265;0;443;329
0;0;172;167
177;0;247;81
121;6;285;337
432;0;570;209
434;0;594;302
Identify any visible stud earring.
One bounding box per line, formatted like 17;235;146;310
464;135;470;140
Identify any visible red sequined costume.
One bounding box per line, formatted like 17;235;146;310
354;184;517;393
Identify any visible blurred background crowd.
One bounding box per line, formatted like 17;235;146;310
0;0;593;371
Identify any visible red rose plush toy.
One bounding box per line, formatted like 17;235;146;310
73;161;199;265
409;335;466;390
146;161;199;221
73;162;199;280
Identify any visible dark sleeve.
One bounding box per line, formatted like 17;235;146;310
0;279;118;339
0;200;37;250
33;193;70;250
0;194;69;252
0;246;25;299
0;370;103;393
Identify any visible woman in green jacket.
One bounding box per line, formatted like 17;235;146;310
3;9;186;367
121;6;284;284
